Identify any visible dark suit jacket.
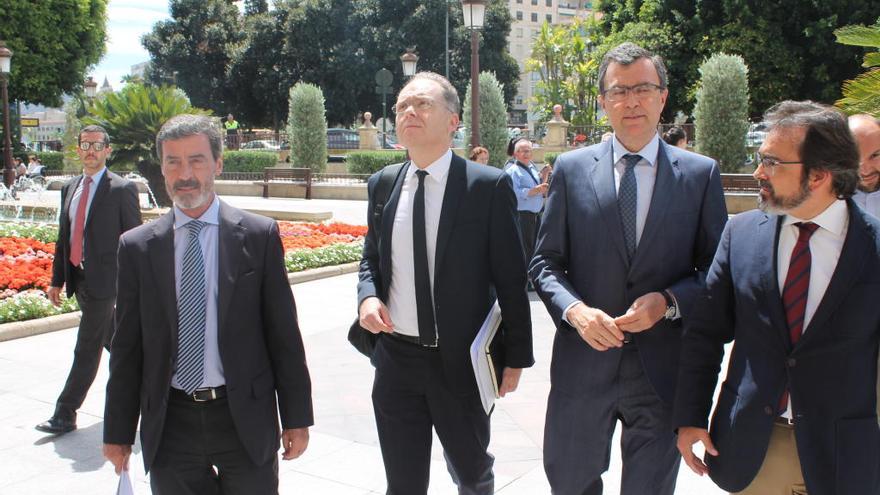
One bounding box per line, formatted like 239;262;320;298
103;201;314;471
51;170;141;298
357;153;534;395
673;203;880;494
530;139;727;404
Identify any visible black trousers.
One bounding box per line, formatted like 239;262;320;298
55;267;115;419
518;211;539;265
543;345;680;495
372;335;494;495
150;394;278;495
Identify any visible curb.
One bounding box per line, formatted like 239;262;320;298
0;262;360;343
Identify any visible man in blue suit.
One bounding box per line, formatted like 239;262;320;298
674;101;880;494
530;42;727;495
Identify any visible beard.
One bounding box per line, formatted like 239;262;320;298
757;175;811;215
857;171;880;193
168;178;214;210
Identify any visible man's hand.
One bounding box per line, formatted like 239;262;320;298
498;367;523;397
103;443;132;474
281;427;309;460
614;292;666;332
528;183;550;197
677;427;718;476
358;297;394;334
46;286;63;307
566;302;624;351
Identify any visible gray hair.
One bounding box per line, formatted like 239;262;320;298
764;100;860;199
402;71;461;114
79;124;110;144
598;42;668;94
156;114;223;162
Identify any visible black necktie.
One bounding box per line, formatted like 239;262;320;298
413;170;436;345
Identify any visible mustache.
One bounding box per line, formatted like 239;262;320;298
757;179;773;192
173;179;201;190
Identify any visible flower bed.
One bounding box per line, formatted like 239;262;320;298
0;220;366;324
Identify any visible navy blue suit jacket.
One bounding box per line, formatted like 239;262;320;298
530;139;727;404
673;202;880;494
357;154;534;395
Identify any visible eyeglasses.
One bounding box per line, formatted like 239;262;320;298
393;97;436;115
752;152;802;176
79;141;107;151
602;83;664;102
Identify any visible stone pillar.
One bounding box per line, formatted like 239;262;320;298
358;111;379;150
543;104;570;148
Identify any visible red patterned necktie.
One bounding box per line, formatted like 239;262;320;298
778;221;819;412
69;176;92;267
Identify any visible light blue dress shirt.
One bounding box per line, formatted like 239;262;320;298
67;166;108;262
506;161;544;213
170;195;225;390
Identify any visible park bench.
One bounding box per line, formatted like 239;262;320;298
254;167;312;199
720;173;759;192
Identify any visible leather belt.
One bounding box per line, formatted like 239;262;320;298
386;332;438;349
171;386;227;402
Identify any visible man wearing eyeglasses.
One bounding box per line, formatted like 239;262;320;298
36;125;141;435
849;114;880;218
674;101;880;494
530;42;727;494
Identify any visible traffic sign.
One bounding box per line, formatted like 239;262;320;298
20;118;39;127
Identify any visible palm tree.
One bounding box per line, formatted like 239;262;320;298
835;23;880;116
83;83;210;206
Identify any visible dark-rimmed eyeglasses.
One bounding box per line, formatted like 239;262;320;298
752;152;802;176
79;141;107;152
602;83;665;102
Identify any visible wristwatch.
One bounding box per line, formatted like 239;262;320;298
661;290;677;320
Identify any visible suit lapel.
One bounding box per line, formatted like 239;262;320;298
147;212;178;351
62;176;80;230
85;170;111;228
379;162;409;296
589;141;629;266
758;215;791;351
798;202;871;347
633;142;679;267
217;202;245;342
433;154;467;277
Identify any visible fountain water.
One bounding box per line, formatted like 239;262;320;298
122;172;159;209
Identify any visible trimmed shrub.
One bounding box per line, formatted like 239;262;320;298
694;53;750;172
347;151;408;174
223;151;279;172
33;152;63;170
287;83;328;173
462;72;509;168
544;152;561;166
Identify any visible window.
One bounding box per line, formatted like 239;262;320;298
515;28;523;38
546;14;552;22
516;97;524;105
516;11;522;20
516;0;522;3
531;12;538;22
531;72;541;81
546;0;552;5
531;0;538;4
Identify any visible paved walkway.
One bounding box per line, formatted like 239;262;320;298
0;271;726;494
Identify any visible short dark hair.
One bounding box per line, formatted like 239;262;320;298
662;126;687;146
79;124;110;145
156;114;223;162
598;42;667;94
763;100;860;199
507;137;524;157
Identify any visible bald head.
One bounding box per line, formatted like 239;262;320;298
849;114;880;193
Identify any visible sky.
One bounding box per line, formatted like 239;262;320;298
91;0;171;90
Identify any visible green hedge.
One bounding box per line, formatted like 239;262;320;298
30;152;64;170
222;151;279;172
346;151;407;174
544;152;561;166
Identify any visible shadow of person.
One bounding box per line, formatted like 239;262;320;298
33;421;142;473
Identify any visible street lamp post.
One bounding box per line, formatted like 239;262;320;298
461;0;486;148
400;49;419;78
0;41;13;188
84;76;98;99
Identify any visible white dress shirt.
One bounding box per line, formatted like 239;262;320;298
170;195;225;390
386;150;452;337
611;133;660;246
776;199;849;417
853;190;880;219
67;166;107;262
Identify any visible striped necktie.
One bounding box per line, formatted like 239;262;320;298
176;220;208;394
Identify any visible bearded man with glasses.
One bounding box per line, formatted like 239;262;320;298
35;125;142;435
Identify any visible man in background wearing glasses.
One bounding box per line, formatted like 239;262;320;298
530;42;727;494
35;125;141;435
675;101;880;494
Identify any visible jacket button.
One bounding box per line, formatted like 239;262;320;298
787;358;797;368
764;406;773;415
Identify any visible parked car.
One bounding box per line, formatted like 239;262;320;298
241;139;281;151
746;122;768;147
327;128;403;150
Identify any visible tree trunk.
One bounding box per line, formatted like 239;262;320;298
136;159;172;207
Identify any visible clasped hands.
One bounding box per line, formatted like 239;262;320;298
565;292;667;351
358;297;523;397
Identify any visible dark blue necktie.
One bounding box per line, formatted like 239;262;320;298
176;220;207;394
618;154;640;261
413;170;436;345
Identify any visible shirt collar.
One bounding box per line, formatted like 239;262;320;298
173;195;221;229
407;149;452;183
611;133;660;167
782;198;848;237
83;166;107;183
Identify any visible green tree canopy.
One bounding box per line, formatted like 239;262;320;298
0;0;108;106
